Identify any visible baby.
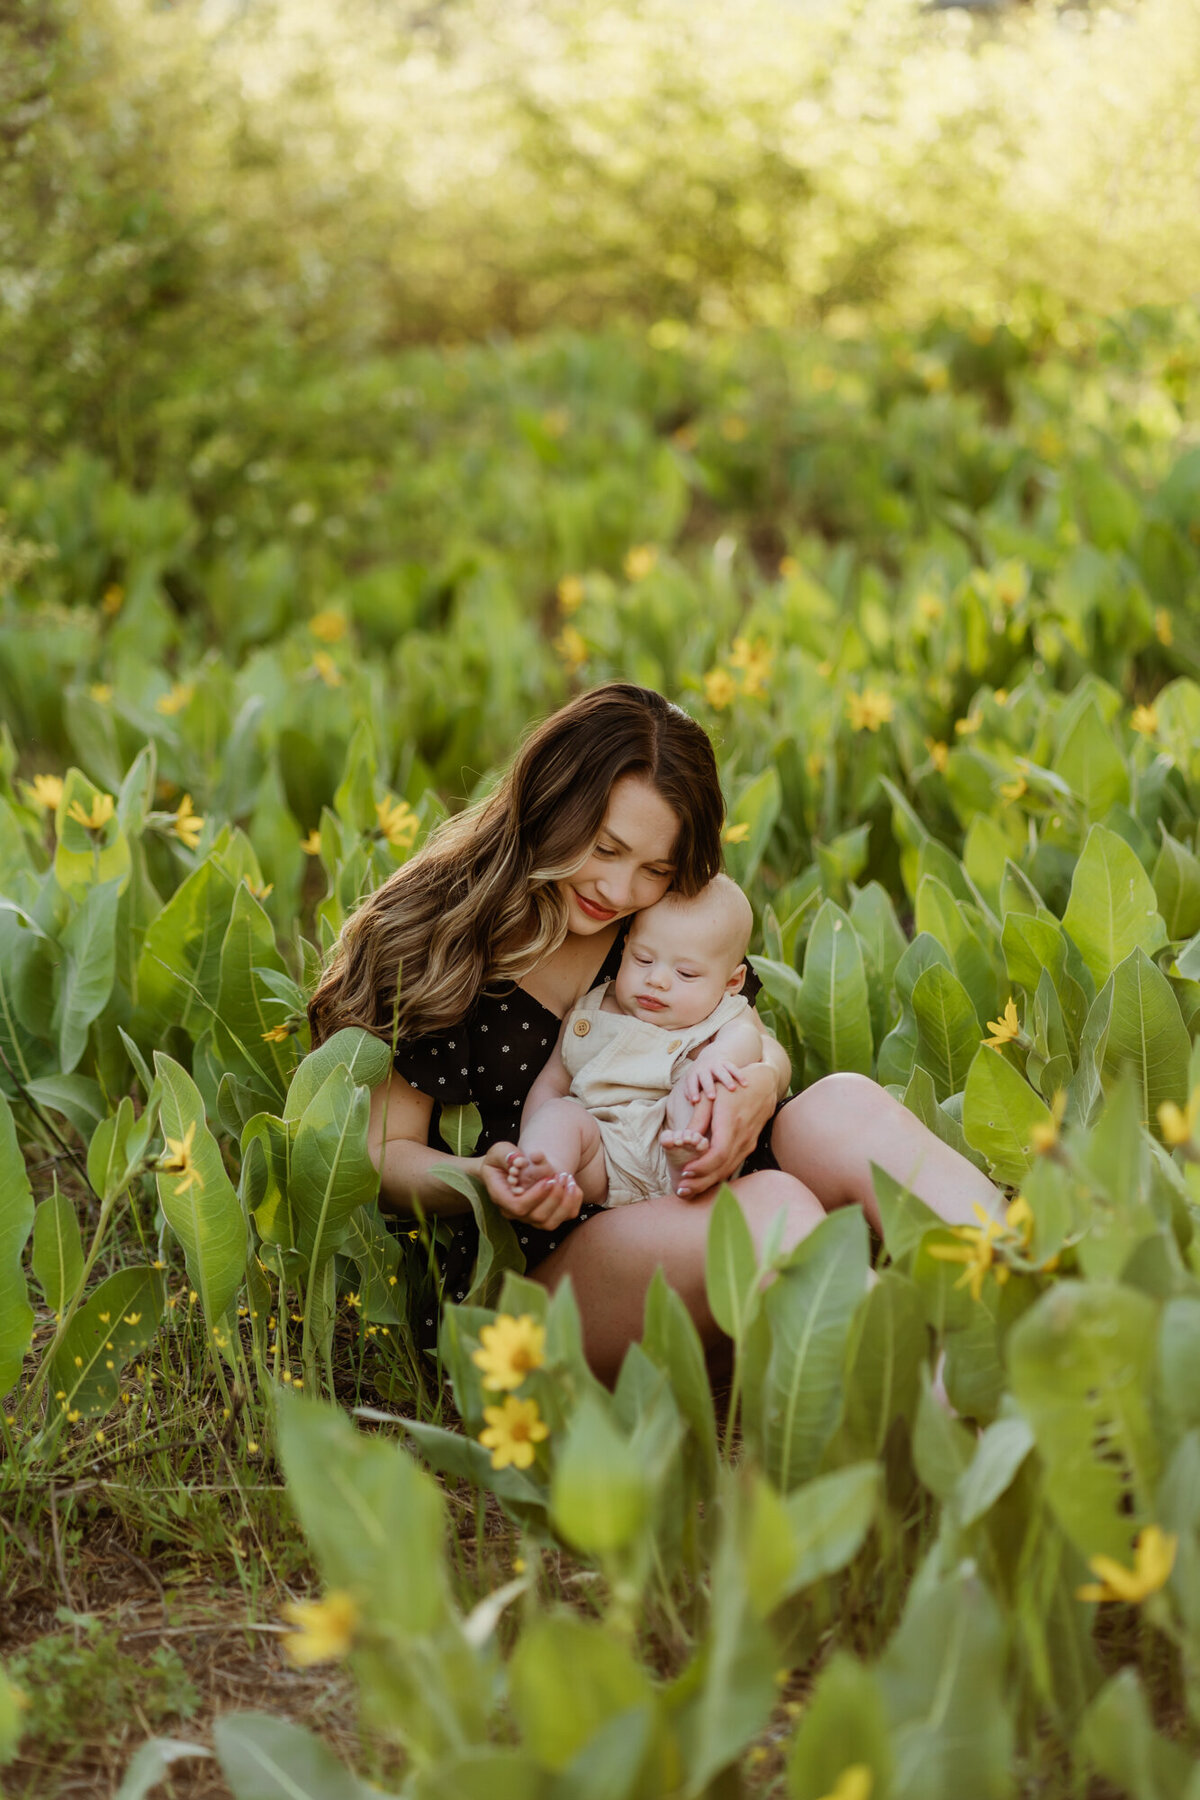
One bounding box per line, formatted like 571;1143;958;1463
506;874;767;1208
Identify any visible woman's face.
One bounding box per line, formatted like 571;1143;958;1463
560;774;679;934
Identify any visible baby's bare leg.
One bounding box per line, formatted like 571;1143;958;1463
660;1079;710;1195
507;1098;610;1206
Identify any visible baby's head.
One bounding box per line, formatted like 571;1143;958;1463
613;874;753;1030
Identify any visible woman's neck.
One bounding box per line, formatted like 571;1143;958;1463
516;921;623;1018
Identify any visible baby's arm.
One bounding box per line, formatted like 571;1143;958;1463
682;1013;766;1104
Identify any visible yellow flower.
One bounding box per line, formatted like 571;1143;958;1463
927;1204;1009;1303
720;415;748;442
246;878;273;901
916;591;944;624
376;794;420;850
1155;608;1174;648
925;739;949;774
1158;1095;1200;1148
623;544;658;582
806;750;824;782
557;574;585;614
158;1120;205;1196
817;1768;874;1800
1130;705;1158;737
155;681;194;717
301;828;322;855
1030;1089;1067;1156
999;777;1028;803
311;651;343;688
671;423;698;452
89;683;113;703
722;822;751;845
845;689;894;733
1035;425;1064;462
703;667;737;710
281;1590;360;1665
555;625;588;671
994;689;1009;706
479;1394;550;1470
993;565;1027;610
1006;1193;1034;1248
261;1024;292;1043
983;998;1021;1048
779;555;799;578
309;608;348;643
730;635;773;698
67;792;115;833
954;713;982;736
472;1314;546;1391
1077;1526;1177;1604
23;773;64;813
171;794;204;851
101;583;124;617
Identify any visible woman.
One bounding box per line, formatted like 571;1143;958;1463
308;683;1001;1382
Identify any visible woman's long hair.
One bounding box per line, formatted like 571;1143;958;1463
307;684;725;1048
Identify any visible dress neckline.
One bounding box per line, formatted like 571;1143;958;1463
511;920;629;1022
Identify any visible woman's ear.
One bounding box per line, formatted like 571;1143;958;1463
726;962;747;995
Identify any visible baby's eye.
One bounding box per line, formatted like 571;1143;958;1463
677;971;699;980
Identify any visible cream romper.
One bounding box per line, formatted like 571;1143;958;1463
560;980;755;1206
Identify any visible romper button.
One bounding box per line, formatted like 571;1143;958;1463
573;1018;591;1037
667;1038;682;1052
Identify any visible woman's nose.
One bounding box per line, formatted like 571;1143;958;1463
596;869;633;908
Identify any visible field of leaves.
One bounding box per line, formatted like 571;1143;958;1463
4;300;1200;1798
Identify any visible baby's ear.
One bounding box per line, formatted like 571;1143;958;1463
727;962;747;995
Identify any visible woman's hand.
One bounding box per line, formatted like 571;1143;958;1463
478;1143;584;1232
675;1061;776;1197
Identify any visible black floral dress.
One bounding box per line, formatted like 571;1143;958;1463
391;923;770;1328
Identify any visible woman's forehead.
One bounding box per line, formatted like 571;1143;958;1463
600;775;679;858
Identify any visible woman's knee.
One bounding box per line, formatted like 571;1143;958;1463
733;1169;826;1245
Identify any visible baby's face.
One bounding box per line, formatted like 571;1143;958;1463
613;900;745;1030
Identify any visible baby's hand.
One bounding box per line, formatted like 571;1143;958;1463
684;1050;750;1104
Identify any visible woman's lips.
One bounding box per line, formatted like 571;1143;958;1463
575;891;617;921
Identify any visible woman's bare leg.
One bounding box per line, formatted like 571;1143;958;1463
532;1170;826;1384
770;1072;1004;1235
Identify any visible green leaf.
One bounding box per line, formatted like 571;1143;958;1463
705;1183;759;1342
841;1272;925;1458
723;765;781;887
911;1370;976;1504
962;1045;1052;1184
214;1712;383;1800
291;1064;379;1275
53;878;121;1073
414;1751;550;1800
1053;698;1130;820
24;1073;106;1138
551;1396;648;1555
0;1093;34;1396
911;964;981;1101
641;1267;718;1491
1067;977;1114;1127
1080;1670;1196;1800
872;1163;943;1264
1061;824;1167;988
31;1191;84;1317
797;900;873;1075
212;883;293;1099
439;1102;483;1156
49;1265;165;1419
786;1653;893;1800
1154;828;1200;942
283;1026;392;1123
1008;1281;1162;1560
53;769;131;900
508;1616;654;1774
954;1416;1034;1527
134;856;235;1041
781;1462;881;1596
154;1054;247;1326
762;1208;869;1490
1101;948;1190;1137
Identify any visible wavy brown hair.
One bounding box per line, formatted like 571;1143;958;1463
307;684;725;1049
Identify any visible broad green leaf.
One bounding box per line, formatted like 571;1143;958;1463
551;1396;648;1554
781;1462;881;1596
24;1073;106;1137
962;1045;1052;1185
1013;1507;1101;1732
762;1208;868;1490
55;878;121;1073
786;1653;893;1800
399;1416;549;1514
1008;1281;1161;1560
212;883;293;1098
1066;977;1114;1127
48;1265;165;1419
705;1183;759;1342
154;1053;247;1325
641;1267;718;1490
240;1112;297;1249
112;1737;212;1800
901;1066;988;1172
1079;1670;1196;1800
214;1712;383;1800
871;1162;944;1264
333;718;379;837
413;1750;550;1800
341;1202;404;1323
954;1416;1034;1527
53;768;131;899
914;876;997;1026
1154;828;1200;942
1161;1297;1200;1435
911;964;980;1101
747;955;804;1021
290;1064;379;1274
134;857;236;1041
797;900;873;1076
841;1271;925;1458
1101;948;1190;1136
723;765;781;887
1053;699;1129;820
508;1616;654;1774
0;1093;34;1396
438;1101;482;1156
877;934;952;1089
284;1027;393;1123
31;1191;84;1316
911;1371;976;1503
1061;824;1167;988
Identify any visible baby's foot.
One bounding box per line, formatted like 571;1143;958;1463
660;1128;709;1194
506;1147;571;1197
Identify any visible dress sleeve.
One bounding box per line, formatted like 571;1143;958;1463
392;1024;473;1105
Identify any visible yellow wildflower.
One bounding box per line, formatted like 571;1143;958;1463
376;794;419;850
927;1204;1009;1303
817;1768;873;1800
999;777;1028;803
101;583;124;617
703;668;737;710
158;1120;205;1196
89;683;113;703
845;689;894;733
983;998;1022;1048
1130;705;1158;737
672;423;698;452
309;608;347;643
555;625;588;671
23;773;63;814
472;1314;546;1392
779;555;799;578
1006;1193;1034;1248
67;792;115;833
311;651;343;688
993;566;1027;610
261;1024;292;1044
623;544;658;582
556;574;585;614
916;592;944;624
722;822;751;845
281;1590;360;1665
730;636;773;698
1077;1526;1177;1604
925;740;949;774
1030;1089;1067;1156
246;879;273;901
155;681;194;717
301;828;322;855
172;794;204;851
720;415;748;442
479;1394;550;1470
1158;1095;1200;1148
1155;608;1174;648
954;713;982;737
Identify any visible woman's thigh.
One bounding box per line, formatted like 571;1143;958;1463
531;1170;825;1383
